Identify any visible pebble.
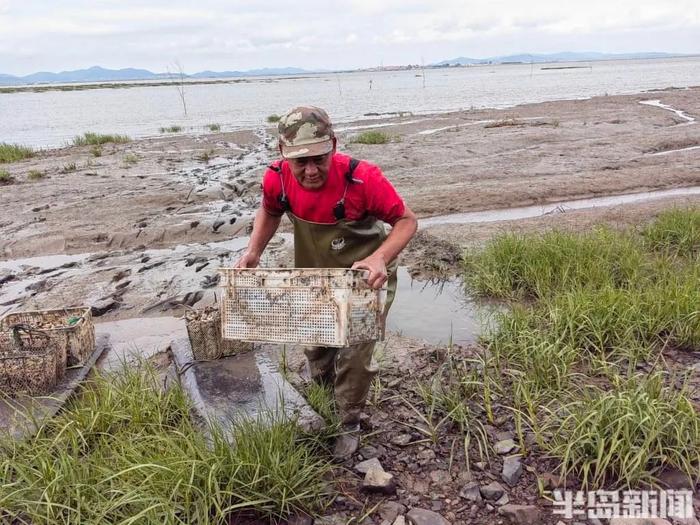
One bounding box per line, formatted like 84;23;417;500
498;504;541;525
354;458;384;475
480;481;506;501
501;455;523;486
406;508;451;525
362;467;396;495
494;439;518;455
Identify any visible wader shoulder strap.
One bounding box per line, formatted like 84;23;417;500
268;161;291;212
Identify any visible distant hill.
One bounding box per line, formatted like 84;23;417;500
0;65;316;86
434;51;689;66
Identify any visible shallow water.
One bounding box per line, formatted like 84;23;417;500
3;57;700;148
387;267;493;345
420;186;700;226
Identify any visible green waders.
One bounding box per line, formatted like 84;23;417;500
290;214;397;425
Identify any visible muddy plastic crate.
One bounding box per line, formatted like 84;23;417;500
0;307;95;370
185;306;252;360
219;268;387;347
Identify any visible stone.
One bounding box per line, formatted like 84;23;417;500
286;512;313;525
417;449;437;461
501;455;523;487
657;467;694;490
474;461;487;471
355;458;384;475
379;501;407;523
498;504;542;525
459;481;482;503
494;439;518;455
480;481;506;501
496;431;515;441
430;469;452;485
359;445;379;459
392;433;412;447
362;467;396;494
406;508;451;525
392;517;406;525
495;492;510;506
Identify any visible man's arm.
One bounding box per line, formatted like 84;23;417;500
235;207;283;268
351;205;418;288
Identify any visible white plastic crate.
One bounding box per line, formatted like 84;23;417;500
219;268;387;347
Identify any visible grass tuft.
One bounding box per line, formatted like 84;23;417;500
208;123;221;132
27;169;45;180
267;114;281;123
159;125;182;133
0;363;333;524
350;131;393;145
545;372;700;488
0;143;34;163
643;207;700;259
0;169;14;183
123;153;138;166
73;132;131;146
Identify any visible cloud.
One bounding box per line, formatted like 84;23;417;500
0;0;698;74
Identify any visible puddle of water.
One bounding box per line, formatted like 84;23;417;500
387;267;496;345
421;186;700;226
639;99;695;123
0;253;88;272
650;145;700;156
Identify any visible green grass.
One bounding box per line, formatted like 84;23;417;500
90;145;103;157
27;169;45;180
0;143;34;163
73;132;131;146
463;228;644;300
159;125;182;133
208;123;221;132
195;149;215;163
123;153;138;166
466;209;700;487
0;364;333;524
545;372;700;488
643;207;700;259
266;114;281;123
0;169;13;183
350;131;392;145
61;162;77;173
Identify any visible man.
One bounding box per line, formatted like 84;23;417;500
237;105;417;458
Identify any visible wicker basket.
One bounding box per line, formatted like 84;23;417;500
185;307;252;361
0;325;61;396
0;307;95;368
219;268;387;347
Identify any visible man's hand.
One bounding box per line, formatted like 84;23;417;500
352;254;387;289
235;250;260;268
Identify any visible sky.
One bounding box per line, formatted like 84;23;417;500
1;0;699;76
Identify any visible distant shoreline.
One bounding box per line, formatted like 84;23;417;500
2;55;700;95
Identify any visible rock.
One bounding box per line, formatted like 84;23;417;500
430;470;452;485
495;492;510;505
286;512;313;525
91;299;118;317
359;445;379;459
362;467;396;494
406;508;451;525
498;504;541;525
379;501;406;523
355;458;384;475
496;431;515;441
657;467;694;490
417;449;437;461
494;439;517;455
474;461;487;471
459;481;482;503
480;481;506;501
392;517;406;525
392;434;412;447
501;455;523;487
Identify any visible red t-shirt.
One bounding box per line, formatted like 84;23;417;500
261;153;405;225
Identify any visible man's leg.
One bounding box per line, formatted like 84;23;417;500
303;346;338;386
332;341;377;458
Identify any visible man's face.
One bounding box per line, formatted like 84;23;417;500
286;150;334;190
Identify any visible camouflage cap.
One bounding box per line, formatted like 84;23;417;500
278;106;334;159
